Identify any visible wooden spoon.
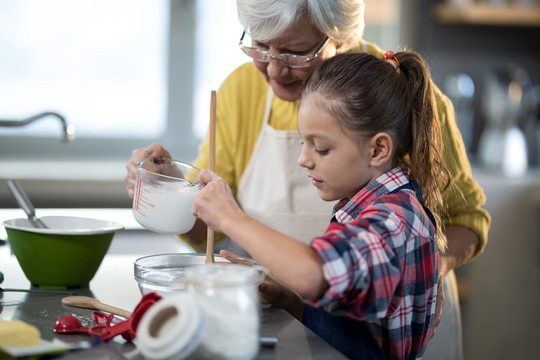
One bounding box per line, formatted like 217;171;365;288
61;296;132;319
205;90;217;264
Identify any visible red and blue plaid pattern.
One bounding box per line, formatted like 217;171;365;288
309;167;439;360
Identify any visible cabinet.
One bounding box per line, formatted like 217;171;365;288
433;2;540;27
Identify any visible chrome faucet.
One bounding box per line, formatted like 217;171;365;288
0;111;75;142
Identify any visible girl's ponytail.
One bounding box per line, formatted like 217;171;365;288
397;52;450;251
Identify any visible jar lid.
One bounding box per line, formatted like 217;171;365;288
136;293;205;360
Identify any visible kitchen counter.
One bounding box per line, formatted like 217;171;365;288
0;238;347;359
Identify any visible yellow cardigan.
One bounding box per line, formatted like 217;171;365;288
192;41;490;258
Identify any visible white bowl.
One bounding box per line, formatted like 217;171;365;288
2;216;124;234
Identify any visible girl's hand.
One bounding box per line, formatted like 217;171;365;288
259;274;304;320
219;250;256;266
192;170;243;233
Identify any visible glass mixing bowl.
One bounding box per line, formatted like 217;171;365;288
133;253;260;296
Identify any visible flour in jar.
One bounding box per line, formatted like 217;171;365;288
197;285;260;359
133;180;200;234
184;266;262;360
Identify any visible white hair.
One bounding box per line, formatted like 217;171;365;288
236;0;365;52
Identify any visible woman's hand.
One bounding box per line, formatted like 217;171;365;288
124;143;172;198
431;225;479;338
432;274;445;338
192;170;243;233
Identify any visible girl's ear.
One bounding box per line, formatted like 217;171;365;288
369;133;393;167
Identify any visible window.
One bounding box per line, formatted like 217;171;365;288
0;0;401;206
0;0;247;166
193;0;246;139
0;0;170;158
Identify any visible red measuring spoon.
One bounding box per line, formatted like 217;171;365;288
53;293;162;341
94;292;162;342
53;315;104;334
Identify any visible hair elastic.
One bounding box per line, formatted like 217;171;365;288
382;51;400;71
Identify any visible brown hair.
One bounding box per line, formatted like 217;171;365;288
302;51;451;250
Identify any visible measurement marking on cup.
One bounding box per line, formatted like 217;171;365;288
134;177;143;210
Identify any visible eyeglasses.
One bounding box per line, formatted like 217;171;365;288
239;31;330;69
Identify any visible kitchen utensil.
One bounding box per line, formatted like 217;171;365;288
132;159;201;234
260;337;278;348
206;90;217;264
134;253;258;296
62;296;132;319
2;216;124;289
54;315;94;335
479;64;530;177
444;72;475;153
6;180;47;228
54;293;161;342
54;312;114;336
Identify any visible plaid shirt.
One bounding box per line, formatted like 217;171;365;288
309;167;439;360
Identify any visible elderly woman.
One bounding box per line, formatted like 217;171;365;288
125;1;490;359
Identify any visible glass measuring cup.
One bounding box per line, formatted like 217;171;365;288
132;158;201;234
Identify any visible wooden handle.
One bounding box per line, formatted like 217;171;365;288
96;302;133;319
62;296;132;319
209;90;216;173
205;90;217;264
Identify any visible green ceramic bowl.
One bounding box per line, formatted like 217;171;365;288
2;216;124;289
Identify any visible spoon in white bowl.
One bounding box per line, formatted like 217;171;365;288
6;179;47;229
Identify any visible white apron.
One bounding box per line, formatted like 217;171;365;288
422;271;464;360
236;89;334;246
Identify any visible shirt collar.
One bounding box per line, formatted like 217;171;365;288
332;167;410;224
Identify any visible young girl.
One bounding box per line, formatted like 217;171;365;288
192;51;451;360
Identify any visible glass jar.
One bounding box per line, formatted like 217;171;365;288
136;264;264;360
184;264;262;360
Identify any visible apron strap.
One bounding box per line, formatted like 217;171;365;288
360;40;369;53
391;181;437;231
263;87;273;126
